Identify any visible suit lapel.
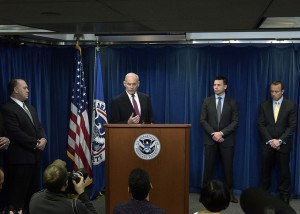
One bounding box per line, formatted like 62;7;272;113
123;91;135;114
137;92;144;116
267;100;276;124
210;96;218;122
276;98;285;123
11;100;35;126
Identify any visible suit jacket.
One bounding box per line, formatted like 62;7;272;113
0;112;8;167
1;99;46;164
29;190;97;214
258;98;297;153
113;199;166;214
110;91;153;124
200;95;239;147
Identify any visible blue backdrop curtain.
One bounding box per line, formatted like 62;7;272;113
0;41;300;197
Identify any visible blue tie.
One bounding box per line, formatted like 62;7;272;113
217;97;222;123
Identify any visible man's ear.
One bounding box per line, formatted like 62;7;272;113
14;87;19;93
128;186;130;193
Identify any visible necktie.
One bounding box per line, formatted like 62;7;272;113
23;102;33;123
274;101;279;123
132;94;140;116
217;97;222;123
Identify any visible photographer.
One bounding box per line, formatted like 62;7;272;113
29;161;98;214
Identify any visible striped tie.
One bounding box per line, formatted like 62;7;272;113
23;102;33;123
132;94;140;116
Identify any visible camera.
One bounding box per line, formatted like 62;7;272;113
66;168;88;194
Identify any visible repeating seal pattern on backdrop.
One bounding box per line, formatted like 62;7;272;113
134;134;161;160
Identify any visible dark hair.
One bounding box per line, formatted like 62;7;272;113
271;81;284;90
240;188;297;214
200;180;230;212
7;79;19;95
43;164;68;192
128;168;151;200
214;76;228;86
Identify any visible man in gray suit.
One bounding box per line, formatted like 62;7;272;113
258;81;297;204
200;76;239;203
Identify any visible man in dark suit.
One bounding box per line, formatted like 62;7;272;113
1;79;47;213
0;112;10;168
0;112;10;211
110;73;153;124
200;76;239;203
258;81;297;204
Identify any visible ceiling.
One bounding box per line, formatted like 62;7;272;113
1;0;300;43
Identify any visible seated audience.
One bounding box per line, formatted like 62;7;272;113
240;188;297;214
195;180;230;214
29;159;97;214
113;168;166;214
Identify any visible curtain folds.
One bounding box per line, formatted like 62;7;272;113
0;42;299;197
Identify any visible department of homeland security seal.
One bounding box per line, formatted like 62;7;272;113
134;134;161;160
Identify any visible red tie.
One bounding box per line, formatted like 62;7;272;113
132;94;140;116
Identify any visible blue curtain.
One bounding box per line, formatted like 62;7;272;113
0;42;300;197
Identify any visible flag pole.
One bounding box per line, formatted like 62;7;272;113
90;38;107;199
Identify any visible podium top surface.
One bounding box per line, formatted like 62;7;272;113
105;124;191;128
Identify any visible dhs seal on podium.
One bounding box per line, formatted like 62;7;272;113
134;134;161;160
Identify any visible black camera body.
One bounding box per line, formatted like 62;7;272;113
66;168;88;194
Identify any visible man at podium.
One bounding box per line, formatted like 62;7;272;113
110;72;153;124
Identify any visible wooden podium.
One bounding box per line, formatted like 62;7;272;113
105;124;191;214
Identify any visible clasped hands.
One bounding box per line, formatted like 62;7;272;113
269;139;281;150
36;138;47;151
211;132;224;143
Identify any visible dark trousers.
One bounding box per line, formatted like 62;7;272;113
261;147;291;197
203;144;234;189
7;164;40;212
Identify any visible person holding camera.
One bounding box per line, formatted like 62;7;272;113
29;162;98;214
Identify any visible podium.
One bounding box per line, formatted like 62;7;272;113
105;124;191;214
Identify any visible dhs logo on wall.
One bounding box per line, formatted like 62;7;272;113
134;134;161;160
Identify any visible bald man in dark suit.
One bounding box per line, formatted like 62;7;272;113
110;73;153;124
1;79;47;213
258;81;297;204
200;76;239;203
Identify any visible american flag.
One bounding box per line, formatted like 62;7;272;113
67;44;92;182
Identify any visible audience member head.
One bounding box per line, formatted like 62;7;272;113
0;168;4;192
128;168;151;200
43;162;68;192
51;159;67;169
200;180;230;212
240;188;296;214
